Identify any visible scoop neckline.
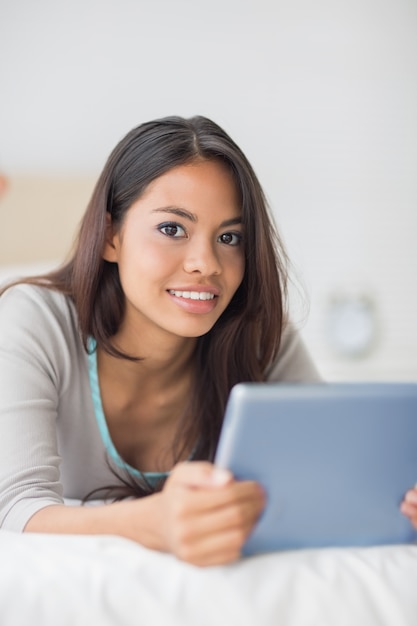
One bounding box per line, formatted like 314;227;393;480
87;338;168;484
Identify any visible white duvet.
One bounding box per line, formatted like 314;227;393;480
1;531;416;626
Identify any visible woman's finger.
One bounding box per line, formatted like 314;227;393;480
404;488;417;505
167;461;234;489
174;526;250;566
167;475;265;518
176;484;265;540
164;482;265;564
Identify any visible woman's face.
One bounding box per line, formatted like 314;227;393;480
104;159;245;341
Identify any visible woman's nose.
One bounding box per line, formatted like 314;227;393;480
183;239;222;276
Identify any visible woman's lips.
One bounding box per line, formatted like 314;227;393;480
167;289;219;313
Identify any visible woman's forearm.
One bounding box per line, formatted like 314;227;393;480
23;494;166;551
22;463;265;566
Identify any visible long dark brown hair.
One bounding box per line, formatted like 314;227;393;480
2;115;290;496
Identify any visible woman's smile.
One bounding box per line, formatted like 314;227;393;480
167;287;219;314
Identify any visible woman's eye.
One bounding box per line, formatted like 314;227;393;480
218;232;242;246
159;223;186;238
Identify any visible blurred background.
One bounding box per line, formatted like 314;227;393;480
1;0;416;381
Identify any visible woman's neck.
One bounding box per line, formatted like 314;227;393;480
97;327;197;401
95;332;197;472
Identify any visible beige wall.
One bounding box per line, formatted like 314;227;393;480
0;176;96;265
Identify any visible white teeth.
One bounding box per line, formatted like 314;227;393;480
169;290;215;301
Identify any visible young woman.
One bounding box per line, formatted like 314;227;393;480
0;116;415;566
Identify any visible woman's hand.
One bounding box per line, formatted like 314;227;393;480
400;486;417;530
157;461;265;567
24;461;265;567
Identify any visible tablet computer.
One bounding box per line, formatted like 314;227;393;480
214;382;417;555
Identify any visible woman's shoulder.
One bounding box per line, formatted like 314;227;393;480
1;282;75;320
0;282;80;349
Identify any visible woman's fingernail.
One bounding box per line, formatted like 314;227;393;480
211;468;232;485
405;490;417;504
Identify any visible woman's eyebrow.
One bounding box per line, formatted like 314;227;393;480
152;207;242;228
220;216;242;227
152;207;197;222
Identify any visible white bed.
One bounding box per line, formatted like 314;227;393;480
1;530;416;625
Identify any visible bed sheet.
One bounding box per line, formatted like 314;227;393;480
1;531;417;626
